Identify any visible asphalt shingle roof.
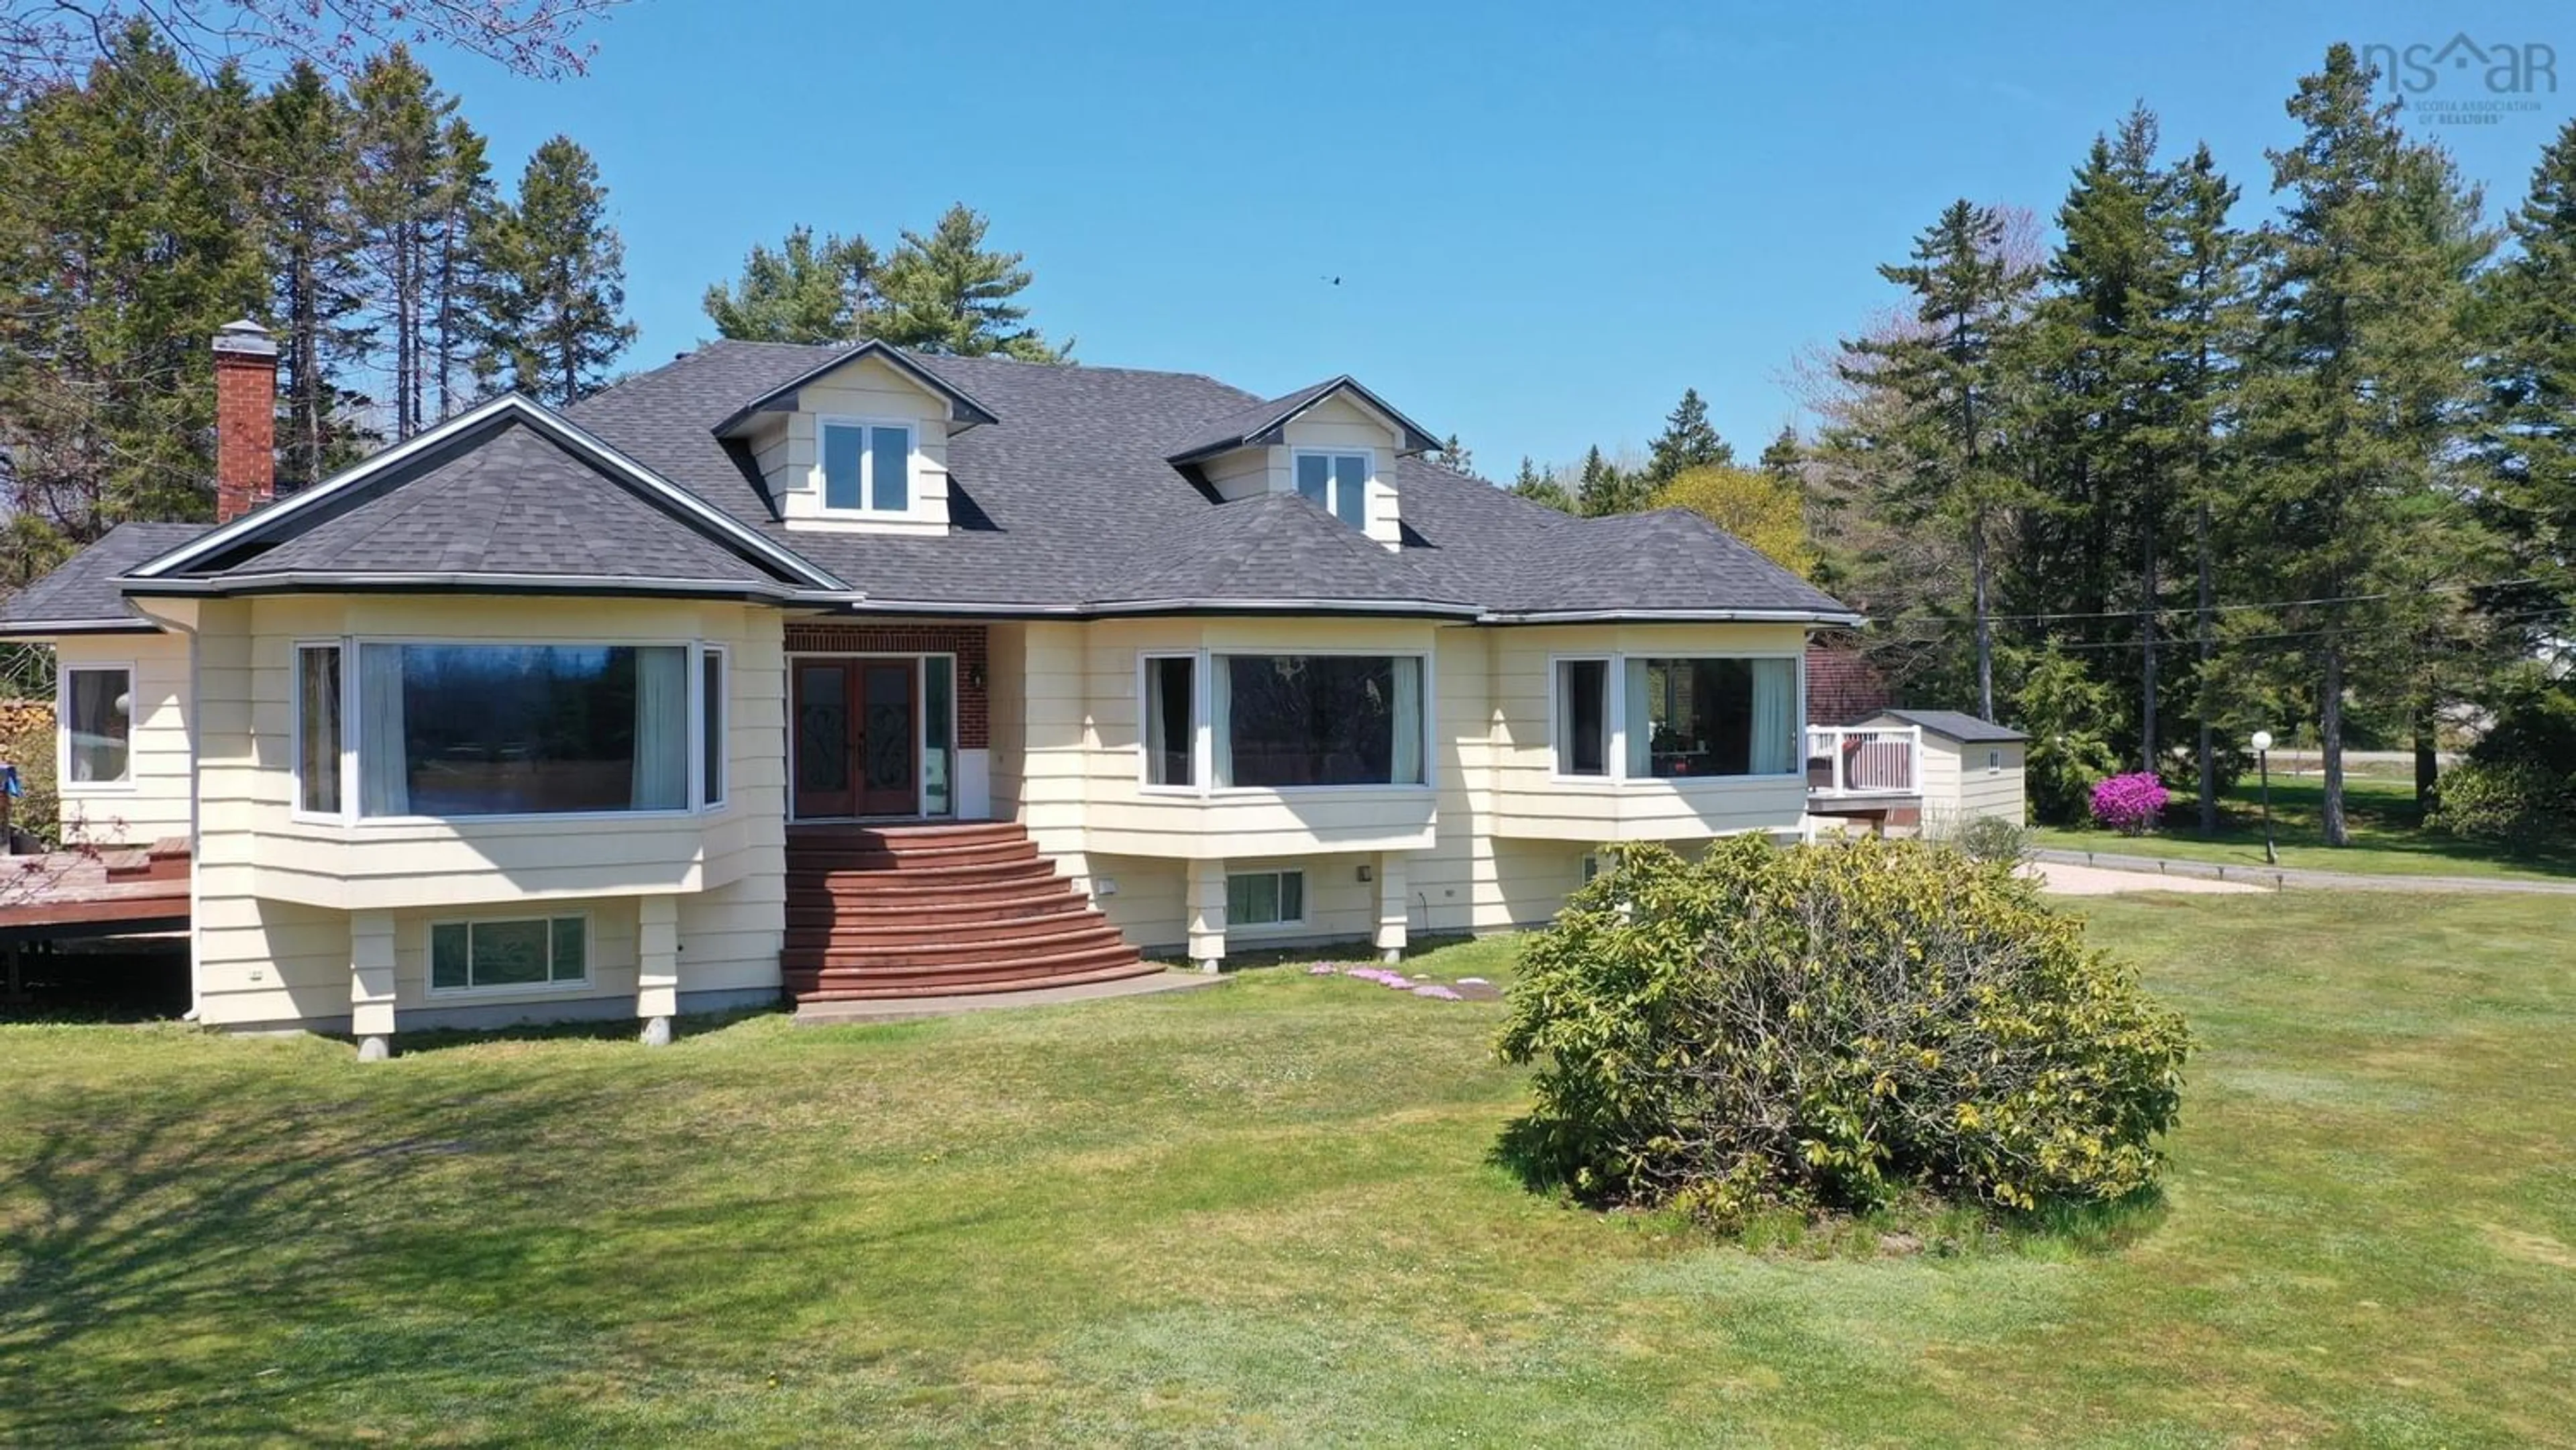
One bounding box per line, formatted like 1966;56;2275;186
0;522;209;627
1875;708;2028;743
3;340;1862;625
564;341;1856;619
241;417;781;586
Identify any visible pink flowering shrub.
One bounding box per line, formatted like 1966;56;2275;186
2090;772;2169;835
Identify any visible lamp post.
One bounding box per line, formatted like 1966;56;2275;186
2250;729;2277;866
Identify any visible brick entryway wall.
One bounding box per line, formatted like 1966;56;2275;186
783;622;989;749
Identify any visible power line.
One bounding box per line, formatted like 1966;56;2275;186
1851;574;2555;631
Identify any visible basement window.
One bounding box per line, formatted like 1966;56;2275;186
430;915;588;992
1227;870;1305;929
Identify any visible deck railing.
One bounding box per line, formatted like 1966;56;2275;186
1806;724;1920;796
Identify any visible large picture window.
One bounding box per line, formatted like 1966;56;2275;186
60;665;131;784
355;643;692;818
431;915;587;992
1214;654;1424;788
1625;657;1799;778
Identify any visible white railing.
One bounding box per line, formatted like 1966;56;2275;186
1806;724;1920;797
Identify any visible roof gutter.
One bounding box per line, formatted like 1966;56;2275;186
0;616;165;638
1481;607;1865;627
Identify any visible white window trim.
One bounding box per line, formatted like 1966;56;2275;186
291;640;350;824
1226;868;1308;933
782;650;960;821
700;643;729;811
1134;647;1437;798
1136;651;1206;796
1988;748;2004;774
1547;654;1615;784
425;911;592;998
1289;447;1375;528
1547;650;1809;788
57;660;136;792
298;636;718;828
814;415;919;515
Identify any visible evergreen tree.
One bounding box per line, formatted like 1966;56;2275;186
348;46;457;439
257;60;374;492
479;136;637;405
1840;199;2039;720
1509;456;1573;513
1644;386;1732;482
0;25;266;566
875;204;1067;361
2149;142;2257;832
427;116;502;419
1428;433;1474;473
702;225;880;344
2239;44;2492;843
2478;116;2576;628
1575;446;1646;517
1758;424;1805;480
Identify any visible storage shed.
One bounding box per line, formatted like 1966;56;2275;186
1863;709;2027;829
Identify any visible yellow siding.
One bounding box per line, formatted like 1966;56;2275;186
763;354;955;538
191;594;786;1028
54;631;192;847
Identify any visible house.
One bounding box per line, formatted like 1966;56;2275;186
0;321;1862;1055
1864;709;2027;829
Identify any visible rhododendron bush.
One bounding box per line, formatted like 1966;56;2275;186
2090;772;2170;835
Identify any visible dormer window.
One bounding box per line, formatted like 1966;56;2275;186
1293;450;1371;529
820;421;912;513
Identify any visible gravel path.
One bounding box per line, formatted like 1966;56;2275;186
2021;860;2269;896
2027;847;2576;897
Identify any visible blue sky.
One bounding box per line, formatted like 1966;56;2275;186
429;0;2571;474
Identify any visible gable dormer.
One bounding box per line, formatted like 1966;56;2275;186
713;343;998;536
1165;377;1442;551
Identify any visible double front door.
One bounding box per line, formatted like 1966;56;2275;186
794;658;918;818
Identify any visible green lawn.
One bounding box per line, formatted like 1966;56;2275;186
5;897;2573;1445
2031;772;2576;884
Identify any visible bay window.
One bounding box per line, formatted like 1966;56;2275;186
294;641;716;821
1625;657;1799;778
60;665;131;785
1214;653;1424;788
1293;450;1371;529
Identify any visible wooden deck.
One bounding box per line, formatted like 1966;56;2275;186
0;836;191;943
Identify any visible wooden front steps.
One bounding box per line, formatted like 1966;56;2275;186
782;821;1157;1001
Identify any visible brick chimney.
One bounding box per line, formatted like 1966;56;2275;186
212;319;277;524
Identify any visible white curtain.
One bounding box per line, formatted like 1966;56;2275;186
358;645;410;817
1210;656;1234;787
1750;658;1797;775
1623;660;1653;778
630;646;688;810
1391;657;1423;784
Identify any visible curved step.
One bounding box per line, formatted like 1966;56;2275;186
784;903;1099;947
793;923;1132;969
788;952;1157;1000
788;858;1064;890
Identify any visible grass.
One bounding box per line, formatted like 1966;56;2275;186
2031;772;2576;883
4;897;2574;1445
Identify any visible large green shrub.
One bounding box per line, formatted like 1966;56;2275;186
1497;837;2189;1227
2428;758;2574;847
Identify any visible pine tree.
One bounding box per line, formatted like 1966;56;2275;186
0;24;266;563
1840;199;2039;721
427;116;502;420
1758;424;1805;480
348;46;457;439
702;225;880;344
257;60;375;492
1644;387;1732;483
479;136;637;405
2478;117;2576;629
1428;433;1474;473
2241;44;2492;843
1575;446;1642;517
1509;456;1573;513
875;204;1067;361
2149;143;2256;832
